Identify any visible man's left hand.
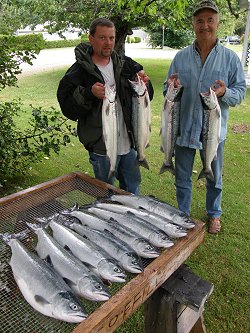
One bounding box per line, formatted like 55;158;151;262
138;70;149;84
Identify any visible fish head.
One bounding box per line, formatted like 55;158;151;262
120;252;144;274
133;238;160;258
78;276;111;301
97;259;126;283
148;231;174;248
52;291;87;323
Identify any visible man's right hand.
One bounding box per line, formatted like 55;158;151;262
91;82;105;99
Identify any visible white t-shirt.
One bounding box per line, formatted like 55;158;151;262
97;59;130;155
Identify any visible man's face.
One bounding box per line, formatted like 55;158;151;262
192;9;219;42
89;25;115;59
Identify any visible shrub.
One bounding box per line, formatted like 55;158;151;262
0;101;76;180
134;36;141;43
43;34;89;49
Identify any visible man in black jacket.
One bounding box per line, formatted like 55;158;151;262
57;18;154;194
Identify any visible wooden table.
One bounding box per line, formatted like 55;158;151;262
0;172;205;333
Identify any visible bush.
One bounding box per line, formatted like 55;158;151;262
0;101;76;180
134;36;141;43
44;34;89;49
0;35;40;89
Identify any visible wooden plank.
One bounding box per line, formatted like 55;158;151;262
71;221;205;333
189;314;206;333
177;307;204;333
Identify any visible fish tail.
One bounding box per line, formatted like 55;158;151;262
108;169;116;180
0;229;29;243
198;169;215;182
138;158;149;170
198;168;206;180
159;162;175;175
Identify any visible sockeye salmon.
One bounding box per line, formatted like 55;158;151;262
68;224;144;274
88;206;174;248
47;216;127;283
102;84;118;179
160;80;183;175
62;210;159;258
199;88;221;182
92;202;188;238
129;73;151;169
0;231;87;323
27;223;111;301
108;194;196;229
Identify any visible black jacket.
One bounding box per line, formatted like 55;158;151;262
57;42;154;154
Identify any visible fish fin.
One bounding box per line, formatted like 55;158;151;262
198;169;215;182
44;255;53;266
83;262;96;270
34;295;51;305
63;278;77;289
26;222;43;232
138;158;149;170
159;162;175;175
198;169;206;180
160;145;164;153
0;229;29;244
126;211;136;217
108;169;116;179
159;128;162;136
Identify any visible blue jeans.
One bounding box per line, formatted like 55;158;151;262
89;149;141;195
175;141;225;218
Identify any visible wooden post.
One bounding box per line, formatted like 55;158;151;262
144;288;177;333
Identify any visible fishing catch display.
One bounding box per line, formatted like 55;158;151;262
0;194;196;323
160;82;221;179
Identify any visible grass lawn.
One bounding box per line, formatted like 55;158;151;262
0;59;250;333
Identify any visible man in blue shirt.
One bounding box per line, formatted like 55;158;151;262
165;0;246;233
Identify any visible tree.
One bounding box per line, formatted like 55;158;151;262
3;0;190;53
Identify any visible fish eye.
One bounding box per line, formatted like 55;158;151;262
70;303;79;311
146;245;153;250
95;283;103;290
114;267;121;273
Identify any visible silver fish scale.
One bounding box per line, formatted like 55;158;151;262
160;81;183;174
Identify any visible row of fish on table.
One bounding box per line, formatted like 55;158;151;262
0;194;196;323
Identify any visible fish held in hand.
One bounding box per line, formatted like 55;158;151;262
199;88;221;182
102;84;119;179
160;80;183;175
129;73;151;169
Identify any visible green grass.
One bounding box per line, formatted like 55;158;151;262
0;60;250;333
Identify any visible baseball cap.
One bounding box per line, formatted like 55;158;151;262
193;0;219;16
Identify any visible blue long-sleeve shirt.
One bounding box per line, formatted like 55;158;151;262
164;41;246;149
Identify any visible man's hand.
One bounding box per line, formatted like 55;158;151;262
91;82;105;99
211;80;226;97
138;70;150;84
167;73;181;87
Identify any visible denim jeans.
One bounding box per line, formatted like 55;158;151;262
175;141;225;218
89;148;141;195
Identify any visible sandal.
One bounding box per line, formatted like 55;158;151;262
208;217;221;234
